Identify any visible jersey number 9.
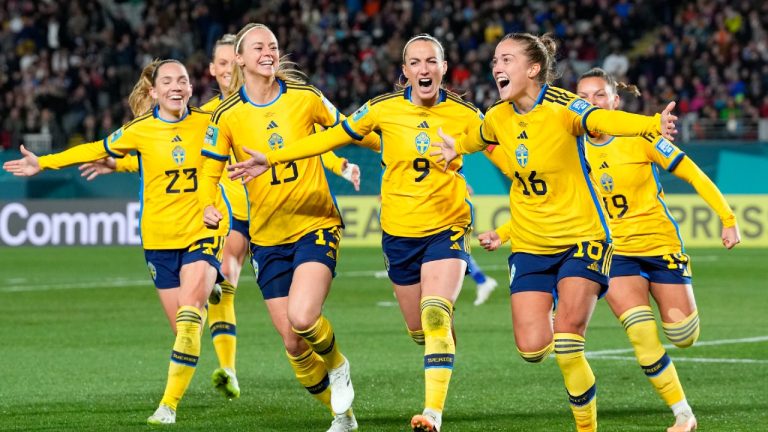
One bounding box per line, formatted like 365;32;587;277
413;158;430;182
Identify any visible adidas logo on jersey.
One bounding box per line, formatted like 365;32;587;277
417;121;429;129
450;242;461;250
171;135;182;142
326;250;336;260
587;261;600;272
600;161;610;169
517;131;528;139
267;120;279;129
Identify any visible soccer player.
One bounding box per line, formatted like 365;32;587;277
3;59;230;425
228;33;484;432
433;33;677;432
197;23;375;432
77;35;362;402
576;67;740;432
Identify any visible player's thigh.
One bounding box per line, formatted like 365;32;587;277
510;291;555;351
287;261;333;330
178;260;218;309
220;229;249;286
553;277;600;336
605;275;652;318
264;296;309;355
650;282;696;322
393;282;423;331
420;258;467;303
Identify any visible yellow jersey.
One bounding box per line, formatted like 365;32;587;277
458;85;663;254
39;106;229;249
199;95;249;222
585;134;735;255
338;87;480;237
200;79;343;246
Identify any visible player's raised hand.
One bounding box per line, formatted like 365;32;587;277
203;205;224;229
431;127;458;171
79;157;117;181
228;146;269;183
660;101;678;141
2;145;41;177
722;224;741;250
478;230;502;251
341;160;361;191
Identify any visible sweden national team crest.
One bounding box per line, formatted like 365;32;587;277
172;145;185;166
515;143;529;168
268;133;284;150
147;262;157;281
415;132;430;155
251;258;259;278
600;173;614;193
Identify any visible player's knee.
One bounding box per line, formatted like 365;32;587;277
517;340;553;363
408;328;425;345
662;310;700;348
420;296;452;332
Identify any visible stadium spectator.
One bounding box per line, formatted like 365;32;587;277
4;0;764;151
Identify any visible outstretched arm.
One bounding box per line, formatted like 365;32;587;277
672;157;740;249
582;102;678;141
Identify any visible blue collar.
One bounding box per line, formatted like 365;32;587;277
240;78;287;107
404;86;447;106
511;84;548;114
153;105;190;123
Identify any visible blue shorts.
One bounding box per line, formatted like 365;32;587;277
610;253;692;284
382;226;471;285
230;218;250;241
250;226;341;299
144;236;225;289
508;240;613;298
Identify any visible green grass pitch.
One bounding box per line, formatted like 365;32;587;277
0;246;766;431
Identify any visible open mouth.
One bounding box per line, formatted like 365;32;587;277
418;78;432;88
497;77;510;88
169;95;183;101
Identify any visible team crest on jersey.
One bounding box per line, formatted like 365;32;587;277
415;132;430;155
147;262;157;281
600;173;614;193
109;128;123;143
172;145;185;166
568;98;591;115
655;138;675;158
268;133;284;150
204;125;218;146
515;144;529;167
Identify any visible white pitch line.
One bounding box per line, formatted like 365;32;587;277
589;335;768;356
1;279;151;293
588;355;768;364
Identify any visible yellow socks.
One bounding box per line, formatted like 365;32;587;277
620;306;686;408
662;309;700;348
408;328;426;345
293;315;344;370
208;280;237;370
421;296;455;413
160;306;203;411
554;333;597;432
518;341;554;363
287;348;332;412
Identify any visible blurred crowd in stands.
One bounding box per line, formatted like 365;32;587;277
1;0;766;150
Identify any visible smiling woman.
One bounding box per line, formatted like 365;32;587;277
222;33;487;432
1;59;232;425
